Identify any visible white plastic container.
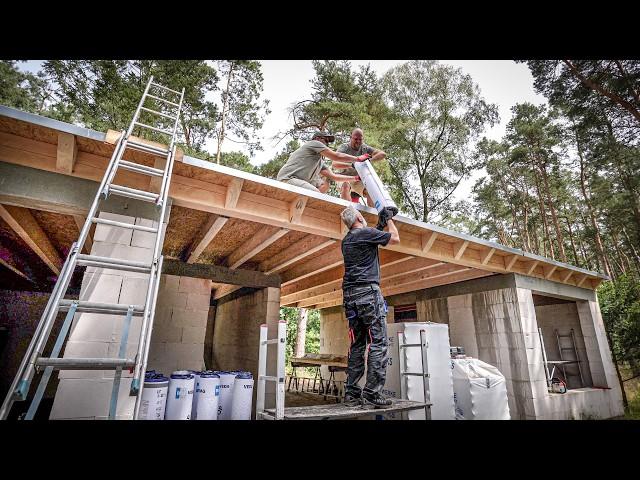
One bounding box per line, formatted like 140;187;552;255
354;160;398;214
230;372;253;420
452;358;510;420
165;371;195;420
195;372;221;420
139;374;169;420
217;371;238;420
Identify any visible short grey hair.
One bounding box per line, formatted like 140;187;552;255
340;207;359;229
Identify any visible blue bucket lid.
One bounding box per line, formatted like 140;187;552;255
236;372;253;380
170;371;194;380
145;370;156;377
199;372;220;378
145;375;169;383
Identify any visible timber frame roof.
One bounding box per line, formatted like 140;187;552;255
0;105;607;308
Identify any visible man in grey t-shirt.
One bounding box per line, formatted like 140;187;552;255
277;131;372;193
333;128;387;207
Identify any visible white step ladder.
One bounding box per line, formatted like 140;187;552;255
255;322;287;420
0;76;185;420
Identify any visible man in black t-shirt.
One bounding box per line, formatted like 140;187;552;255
340;206;400;408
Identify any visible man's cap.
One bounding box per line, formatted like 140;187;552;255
311;130;335;143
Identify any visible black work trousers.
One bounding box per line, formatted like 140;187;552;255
343;284;389;398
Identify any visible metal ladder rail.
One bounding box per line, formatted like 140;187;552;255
0;130;130;419
0;76;184;420
256;321;286;420
397;329;431;420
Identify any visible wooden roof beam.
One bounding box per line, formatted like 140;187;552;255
227;227;290;269
505;254;519;271
260;237;336;275
56;132;77;174
481;248;496;265
0;204;62;275
453;240;469;260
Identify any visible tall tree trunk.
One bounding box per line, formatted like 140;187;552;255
533;169;555;259
564;213;581;267
216;61;236;164
538;160;568;262
295;307;308;358
576;227;591;268
611;230;631;273
575;129;612;277
621;226;640;271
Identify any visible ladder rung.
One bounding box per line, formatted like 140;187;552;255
59;299;145;316
36;358;136;370
76;253;152;273
139;106;177;121
126;139;170;156
146;94;180;108
400;343;423;348
134;121;174;136
150;82;182;96
118;160;165;177
108;184;160;203
92;217;159;233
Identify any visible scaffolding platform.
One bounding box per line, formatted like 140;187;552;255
264;398;429;420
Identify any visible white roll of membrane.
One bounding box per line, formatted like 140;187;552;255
195;372;221;420
230;372;254;420
165;371;195;420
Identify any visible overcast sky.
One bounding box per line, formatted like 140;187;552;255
20;59;547;200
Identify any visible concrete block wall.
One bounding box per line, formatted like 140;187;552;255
50;212;212;420
211;287;281;414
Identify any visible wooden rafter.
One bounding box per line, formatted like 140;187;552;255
505;254;519;271
526;261;539;275
213;284;242;300
453;240;469;260
227;227;289;269
421;232;438;253
186;216;229;264
544;265;557;280
0;204;62;275
481;248;495;265
260;237;336;275
289;196;308;224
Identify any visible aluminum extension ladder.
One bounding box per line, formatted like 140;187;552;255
0;76;185;420
397;329;432;420
255;321;286;420
555;328;585;387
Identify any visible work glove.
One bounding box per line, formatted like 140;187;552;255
356;153;371;162
375;206;398;231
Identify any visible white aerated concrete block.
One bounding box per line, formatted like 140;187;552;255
79;273;123;305
94;212;135;245
68;313;117;343
131;218;159;249
178;276;211;296
119;277;150;306
181;326;206;344
50;377;136;420
186;293;211;311
171;308;208;329
86;242;153;278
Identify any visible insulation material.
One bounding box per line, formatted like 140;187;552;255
139;375;169;420
195;372;221;420
358;322;455;420
165;371;195;420
353;160;398;214
230;372;253;420
451;358;510;420
216;371;237;420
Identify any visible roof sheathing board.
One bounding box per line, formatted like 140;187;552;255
200;218;263;264
30;210;77;258
251;229;307;264
162;206;212;259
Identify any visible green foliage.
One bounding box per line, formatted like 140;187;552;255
380;60;499;222
0;61;48;113
218;151;256;174
598;274;640;367
214;61;270;157
280;306;320;375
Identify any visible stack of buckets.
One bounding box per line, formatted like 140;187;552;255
139;369;254;420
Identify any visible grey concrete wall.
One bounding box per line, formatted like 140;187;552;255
211;287;280;413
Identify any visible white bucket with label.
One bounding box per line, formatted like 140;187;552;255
217;371;238;420
195;372;221;420
139;374;169;420
165;371;195;420
231;372;253;420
